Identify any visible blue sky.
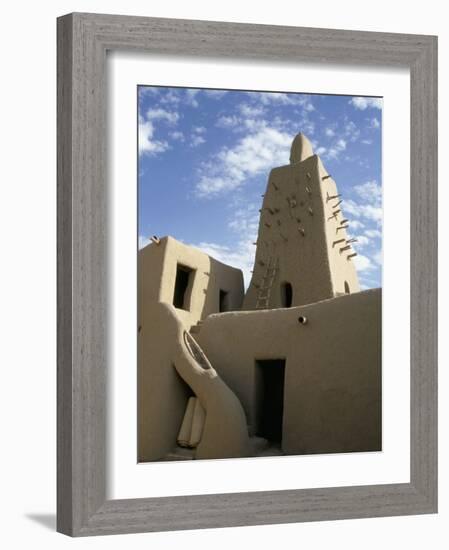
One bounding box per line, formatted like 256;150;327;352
138;87;382;290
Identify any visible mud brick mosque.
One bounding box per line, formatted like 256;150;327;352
138;133;381;461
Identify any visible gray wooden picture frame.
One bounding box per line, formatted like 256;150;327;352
57;12;438;537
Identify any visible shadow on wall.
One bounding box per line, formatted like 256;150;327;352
198;256;244;320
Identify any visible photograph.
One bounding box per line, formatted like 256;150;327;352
137;86;383;462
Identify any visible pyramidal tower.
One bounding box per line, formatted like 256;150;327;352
242;133;360;310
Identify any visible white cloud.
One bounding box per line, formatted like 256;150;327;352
185;89;200;107
190;134;206;147
139;107;181;156
354;180;382;204
344;120;360;142
373;250;382;265
370;117;380;128
203;90;228;98
195;123;292;197
365;228;382;238
227;205;260;234
343;181;383;228
138;118;169;156
216;115;240;128
251;92;315;112
159;89;182;105
325;127;335;137
343;199;382;225
170;130;184;141
349;97;383;110
350;235;370;248
238;103;265;117
315;137;347;161
353;253;375;272
350;220;365;230
189;126;207;147
362;139;373;145
327;138;347;159
146;108;179;124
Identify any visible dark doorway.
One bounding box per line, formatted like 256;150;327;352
219;289;229;312
173;264;193;310
344;281;350;294
255;359;286;443
280;282;293;307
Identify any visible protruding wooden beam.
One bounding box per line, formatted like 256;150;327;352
339;245;351;253
332;238;345;247
150;235;160;245
347;253;358;260
322;174;331;180
326;192;341;203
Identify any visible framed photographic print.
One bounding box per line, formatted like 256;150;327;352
57;13;437;536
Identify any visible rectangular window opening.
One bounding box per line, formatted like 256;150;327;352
173;264;194;310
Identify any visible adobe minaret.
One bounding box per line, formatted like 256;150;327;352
242;133;360;310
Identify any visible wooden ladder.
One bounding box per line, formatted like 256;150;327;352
255;257;279;310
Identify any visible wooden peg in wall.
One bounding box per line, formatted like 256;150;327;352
332;238;345;247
